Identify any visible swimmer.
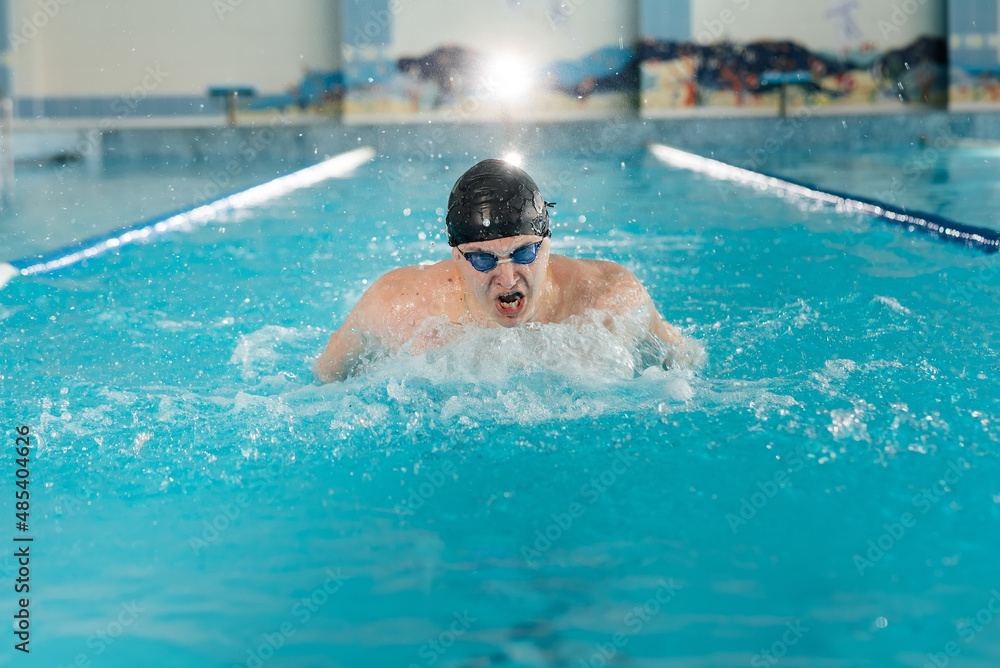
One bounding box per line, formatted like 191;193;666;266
315;159;685;382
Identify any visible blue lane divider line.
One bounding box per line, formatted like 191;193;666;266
4;146;376;280
649;143;1000;255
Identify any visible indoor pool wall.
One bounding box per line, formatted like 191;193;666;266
94;110;1000;169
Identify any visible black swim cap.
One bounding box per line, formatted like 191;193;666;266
446;159;552;247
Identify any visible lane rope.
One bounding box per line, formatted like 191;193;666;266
0;146;376;288
648;142;1000;255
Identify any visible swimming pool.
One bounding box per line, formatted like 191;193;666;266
2;127;999;667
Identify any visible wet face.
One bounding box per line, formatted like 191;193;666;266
452;235;551;328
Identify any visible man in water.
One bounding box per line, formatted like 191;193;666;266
315;158;683;382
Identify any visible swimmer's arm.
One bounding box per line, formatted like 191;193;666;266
315;270;415;383
315;311;371;383
649;303;682;346
315;280;388;383
599;264;682;345
603;264;700;367
648;305;706;369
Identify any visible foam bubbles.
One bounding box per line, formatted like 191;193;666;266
326;308;703;429
229;325;322;380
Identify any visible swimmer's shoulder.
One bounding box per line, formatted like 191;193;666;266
365;259;460;301
355;260;463;335
551;254;635;280
550;255;646;310
320;260;461;380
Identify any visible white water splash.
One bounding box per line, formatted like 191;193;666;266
313;308;705;429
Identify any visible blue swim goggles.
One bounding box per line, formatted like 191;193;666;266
460;241;543;272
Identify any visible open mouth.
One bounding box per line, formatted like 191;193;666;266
495;291;525;316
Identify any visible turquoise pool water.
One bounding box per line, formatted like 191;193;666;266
2;136;999;667
0;157;309;260
711;141;1000;234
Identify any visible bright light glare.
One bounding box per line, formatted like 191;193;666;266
487;55;531;101
502;152;523;167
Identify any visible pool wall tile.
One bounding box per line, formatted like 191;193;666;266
61;111;1000;171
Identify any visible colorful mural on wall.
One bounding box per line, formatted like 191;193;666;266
246;70;344;116
326;0;986;120
948;0;1000;108
640;0;948;116
339;0;639;120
